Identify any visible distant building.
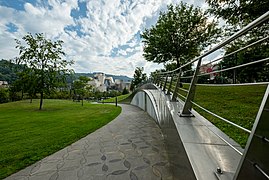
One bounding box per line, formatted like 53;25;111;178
87;73;130;92
0;81;8;88
199;63;219;80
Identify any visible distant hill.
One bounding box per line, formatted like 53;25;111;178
0;60;133;84
0;59;22;83
75;72;133;82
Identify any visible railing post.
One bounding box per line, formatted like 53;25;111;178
159;75;162;88
172;69;182;101
233;85;269;180
180;58;202;116
167;72;174;95
156;74;160;86
160;75;164;89
163;74;169;91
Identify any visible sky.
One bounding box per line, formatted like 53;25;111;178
0;0;207;77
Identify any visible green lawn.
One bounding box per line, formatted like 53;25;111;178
178;84;267;147
0;99;121;179
103;94;131;103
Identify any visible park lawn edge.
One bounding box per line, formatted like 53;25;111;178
0;99;122;179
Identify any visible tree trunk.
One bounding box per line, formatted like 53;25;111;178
176;58;180;68
39;91;43;110
176;57;180;73
21;90;24;100
81;98;83;106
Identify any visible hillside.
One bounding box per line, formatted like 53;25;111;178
75;72;133;82
0;60;133;84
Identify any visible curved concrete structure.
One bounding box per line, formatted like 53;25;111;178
131;84;242;180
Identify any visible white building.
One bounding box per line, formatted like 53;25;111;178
87;73;131;92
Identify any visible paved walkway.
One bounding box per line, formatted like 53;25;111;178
6;104;173;180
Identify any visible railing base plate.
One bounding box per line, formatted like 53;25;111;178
179;112;195;117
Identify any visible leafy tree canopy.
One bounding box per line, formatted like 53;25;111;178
206;0;269;26
130;67;147;91
14;33;74;110
73;76;91;106
141;2;220;68
206;0;269;83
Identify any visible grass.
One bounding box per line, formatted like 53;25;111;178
0;99;121;179
178;84;267;147
103;94;131;103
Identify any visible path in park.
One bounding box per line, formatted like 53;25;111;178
6;104;173;180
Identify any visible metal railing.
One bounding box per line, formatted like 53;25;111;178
151;11;269;179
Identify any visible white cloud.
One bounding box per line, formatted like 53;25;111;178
0;0;205;77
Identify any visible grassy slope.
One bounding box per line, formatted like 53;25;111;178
179;84;267;147
0;99;121;179
103;94;131;103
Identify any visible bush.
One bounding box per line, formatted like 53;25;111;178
122;87;129;95
0;88;9;103
45;90;71;99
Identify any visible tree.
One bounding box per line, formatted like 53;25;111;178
0;88;9;104
122;87;129;95
141;2;220;68
206;0;269;26
206;0;269;83
15;33;74;110
130;67;147;91
220;41;269;83
0;59;22;84
73;76;90;106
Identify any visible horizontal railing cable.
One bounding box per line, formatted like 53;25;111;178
198;57;269;77
157;11;269;76
196;82;269;87
177;93;187;100
254;163;269;179
191;101;251;133
180;75;195;79
179;88;189;93
203;36;269;67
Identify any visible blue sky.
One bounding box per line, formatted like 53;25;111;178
0;0;206;77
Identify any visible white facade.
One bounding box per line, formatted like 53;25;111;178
87;73;129;92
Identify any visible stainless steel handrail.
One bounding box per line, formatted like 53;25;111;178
198;57;269;77
202;36;269;67
157;11;269;75
151;11;269;179
197;82;269;87
254;164;269;179
191;101;251;133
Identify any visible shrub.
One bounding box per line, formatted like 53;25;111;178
0;88;9;103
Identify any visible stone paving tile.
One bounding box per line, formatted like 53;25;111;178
5;104;173;180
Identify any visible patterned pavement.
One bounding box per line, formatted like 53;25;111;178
6;104;173;180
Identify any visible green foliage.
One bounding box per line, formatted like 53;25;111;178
44;90;71;99
0;99;121;179
206;0;269;83
72;76;91;106
14;33;74;110
0;60;21;83
122;87;129;95
0;88;9;103
206;0;269;26
141;2;220;67
130;67;147;91
103;94;131;103
220;41;269;83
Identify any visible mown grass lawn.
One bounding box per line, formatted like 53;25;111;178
0;99;121;179
179;84;267;147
